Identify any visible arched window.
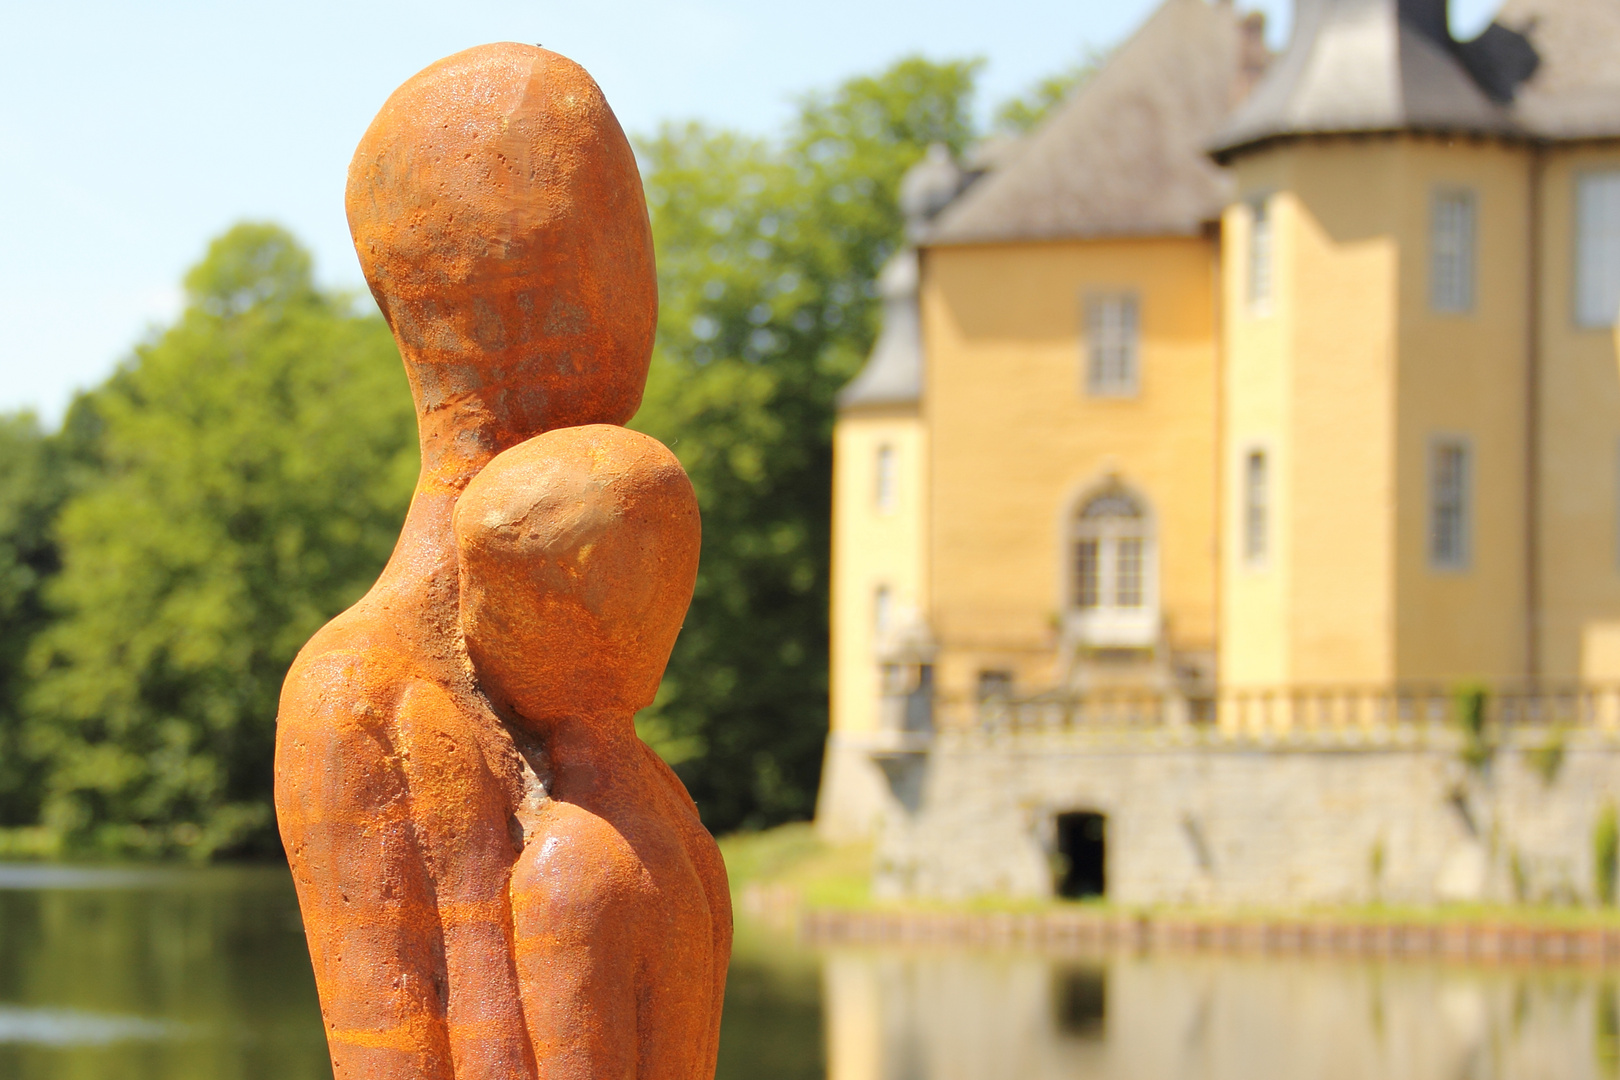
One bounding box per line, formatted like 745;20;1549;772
1070;488;1158;646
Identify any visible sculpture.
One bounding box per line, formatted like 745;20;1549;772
273;43;731;1080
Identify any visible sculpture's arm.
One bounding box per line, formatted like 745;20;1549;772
274;647;455;1080
509;806;641;1080
395;680;539;1080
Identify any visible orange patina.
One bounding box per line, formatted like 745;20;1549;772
273;43;730;1080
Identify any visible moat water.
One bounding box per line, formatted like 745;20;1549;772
0;863;1615;1080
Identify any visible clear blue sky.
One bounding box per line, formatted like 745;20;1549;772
1;0;1497;423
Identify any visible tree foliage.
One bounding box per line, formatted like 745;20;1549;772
0;49;1077;851
631;57;979;831
0;414;71;827
19;224;416;858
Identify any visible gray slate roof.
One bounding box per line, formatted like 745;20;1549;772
838;250;923;410
1211;0;1522;158
926;0;1267;245
1213;0;1620;159
1495;0;1620;140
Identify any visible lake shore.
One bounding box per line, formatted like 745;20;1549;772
722;823;1620;965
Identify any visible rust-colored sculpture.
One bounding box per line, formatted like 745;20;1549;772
273;43;730;1080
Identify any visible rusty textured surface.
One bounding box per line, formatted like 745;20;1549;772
273;43;730;1080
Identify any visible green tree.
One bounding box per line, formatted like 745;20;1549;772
23;223;417;858
0;413;73;827
632;57;979;831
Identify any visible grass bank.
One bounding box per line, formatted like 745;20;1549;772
717;822;1620;931
718;823;872;910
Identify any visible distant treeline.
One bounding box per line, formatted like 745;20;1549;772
0;55;1083;858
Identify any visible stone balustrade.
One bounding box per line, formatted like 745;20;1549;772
913;682;1620;742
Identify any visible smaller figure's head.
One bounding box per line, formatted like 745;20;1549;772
453;425;700;724
349;43;656;445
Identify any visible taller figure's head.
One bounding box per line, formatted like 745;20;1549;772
348;44;655;448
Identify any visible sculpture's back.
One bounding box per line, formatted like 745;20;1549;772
272;43;726;1080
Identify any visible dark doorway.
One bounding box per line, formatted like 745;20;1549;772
1055;811;1107;899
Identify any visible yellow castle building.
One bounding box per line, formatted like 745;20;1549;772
819;0;1620;894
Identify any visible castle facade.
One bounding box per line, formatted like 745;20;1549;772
820;0;1620;903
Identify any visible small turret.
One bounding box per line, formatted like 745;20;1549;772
839;146;973;409
1211;0;1535;162
899;144;968;241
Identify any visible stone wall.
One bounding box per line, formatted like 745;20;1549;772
816;733;899;844
873;728;1620;905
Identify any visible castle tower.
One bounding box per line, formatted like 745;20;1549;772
1212;0;1538;690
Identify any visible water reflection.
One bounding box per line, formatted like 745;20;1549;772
0;864;330;1080
819;947;1620;1080
0;1006;185;1047
4;864;1620;1080
718;922;824;1080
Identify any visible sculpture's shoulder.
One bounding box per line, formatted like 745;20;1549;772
279;601;426;722
275;619;435;794
512;802;653;927
274;620;438;819
280;644;412;724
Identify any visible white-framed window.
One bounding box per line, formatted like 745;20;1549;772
1431;188;1476;314
875;443;897;512
1083;292;1140;397
1243;448;1269;564
1429;438;1472;571
1068;488;1157;646
1248;195;1273;314
1577;171;1620;327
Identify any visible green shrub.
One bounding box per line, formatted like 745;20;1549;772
1454;682;1493;771
1526;725;1567;786
1596;804;1619;906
